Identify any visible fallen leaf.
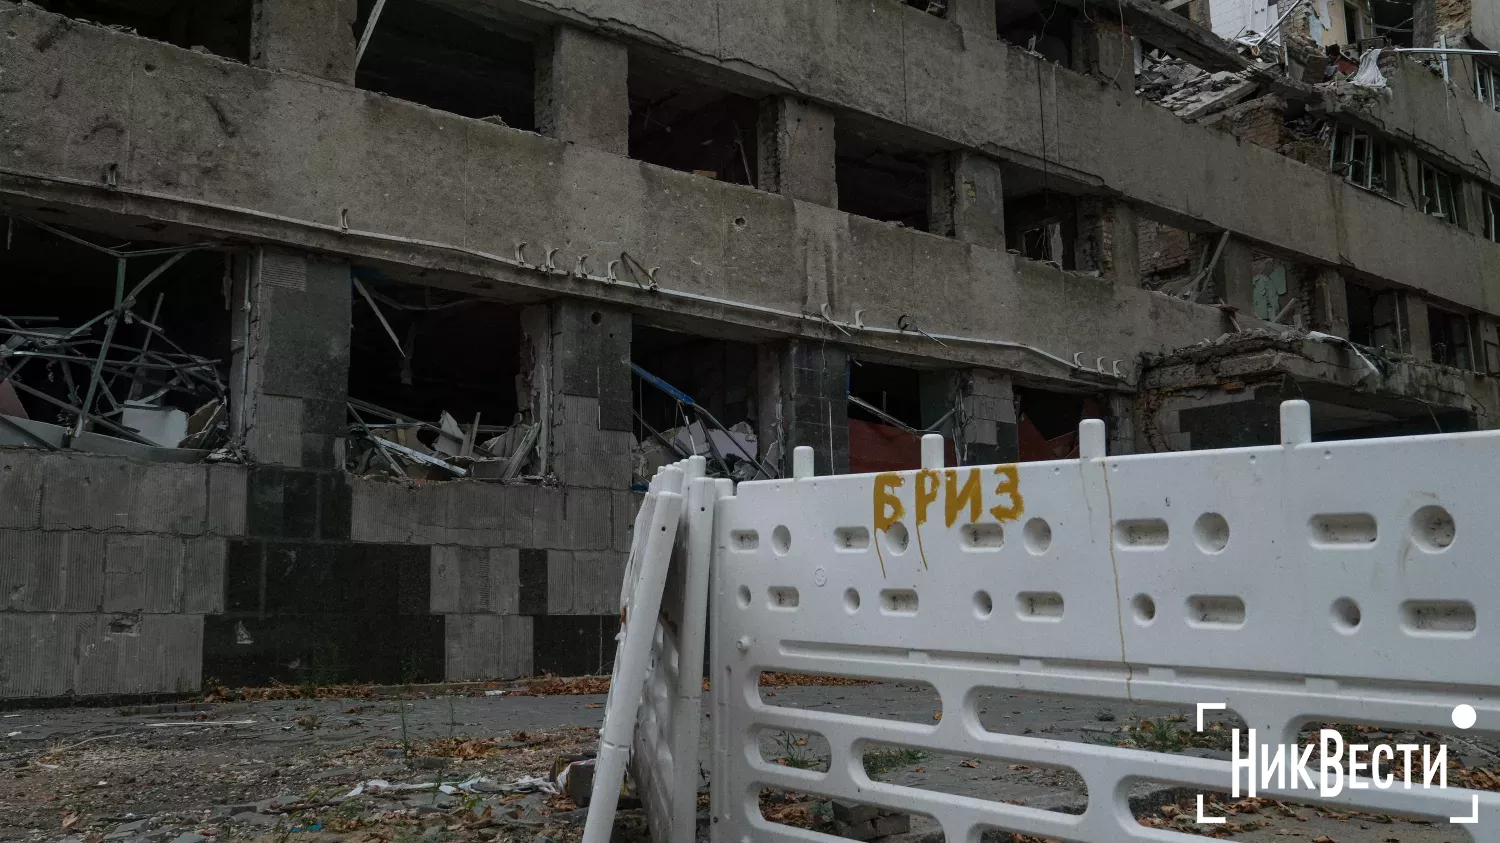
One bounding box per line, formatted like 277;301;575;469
933;712;942;721
1313;836;1338;842
61;812;79;830
959;760;979;768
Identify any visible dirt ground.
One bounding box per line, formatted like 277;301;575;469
0;680;1489;843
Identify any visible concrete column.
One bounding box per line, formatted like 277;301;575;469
757;341;848;477
1070;18;1135;91
1213;237;1256;313
250;0;357;83
229;248;351;469
1311;268;1350;337
936;369;1018;465
756;96;838;204
1076;198;1141;284
929;152;1006;250
949;0;997;37
534;27;629;154
1402;294;1432;362
522;300;632;489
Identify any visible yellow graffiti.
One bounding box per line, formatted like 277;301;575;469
943;468;982;527
869;465;1025;576
872;472;904;578
873;473;905;531
989;464;1024;522
914;470;940;526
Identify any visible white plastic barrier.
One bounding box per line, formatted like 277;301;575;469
582;463;685;843
708;402;1500;842
631;457;733;843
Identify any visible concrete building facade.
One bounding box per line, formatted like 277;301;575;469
0;0;1496;699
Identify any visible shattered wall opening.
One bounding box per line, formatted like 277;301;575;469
1372;0;1416;47
1004;186;1079;269
994;0;1076;65
631;323;759;481
847;360;947;473
1014;385;1104;461
1346;281;1400;350
1426;303;1474;369
354;0;537;127
1136;215;1205;291
345;273;525;479
628;63;759;186
30;0;251;61
0;217;232;454
835;123;931;230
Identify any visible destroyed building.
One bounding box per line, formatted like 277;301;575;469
0;0;1496;700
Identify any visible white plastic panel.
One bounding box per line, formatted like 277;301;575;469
632;457;731;843
708;406;1500;843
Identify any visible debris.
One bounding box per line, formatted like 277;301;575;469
1349;48;1388;90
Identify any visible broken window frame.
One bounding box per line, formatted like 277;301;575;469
1329;124;1394;196
1477;63;1500;110
1426;304;1474;370
1418;160;1462;226
1486;192;1500;243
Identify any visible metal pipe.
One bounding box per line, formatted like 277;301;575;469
354;0;389;70
8;379;157;445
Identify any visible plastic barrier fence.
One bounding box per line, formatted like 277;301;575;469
582;462;684;843
707;402;1500;842
631;457;731;843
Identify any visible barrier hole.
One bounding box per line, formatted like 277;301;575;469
880;589;919;615
974;590;993;618
768;587;800;610
757;672;934;726
760;787;932;838
735;585;751;608
844;588;861;613
756;728;830;773
961;522;1004;550
1023;518;1052;554
1016;591;1063;621
869;736;1091;819
834;526;870;550
1411;505;1455;552
1309;513;1377;546
731;529;759;551
1115;518;1169;548
1331;597;1361;633
1186;595;1245;628
1193;513;1229;553
883;522;910;555
772;524;792;555
1401;600;1476;636
1131;593;1156;624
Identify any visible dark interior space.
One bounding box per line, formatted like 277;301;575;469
33;0;251;61
1426;304;1472;369
994;0;1075;64
1370;0;1415;47
347;271;523;430
849;361;922;429
836;126;930;230
628;64;759;186
905;0;949;16
631;323;757;441
355;0;536;127
1015;385;1103;460
0;218;232;433
1005;192;1079;268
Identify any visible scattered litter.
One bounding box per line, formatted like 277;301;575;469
5;731;19;738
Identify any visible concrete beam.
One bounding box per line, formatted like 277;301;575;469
757;96;838;205
460;0;1500;311
0;8;1261;386
1076;198;1141;285
250;0;357;83
534;26;629;154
